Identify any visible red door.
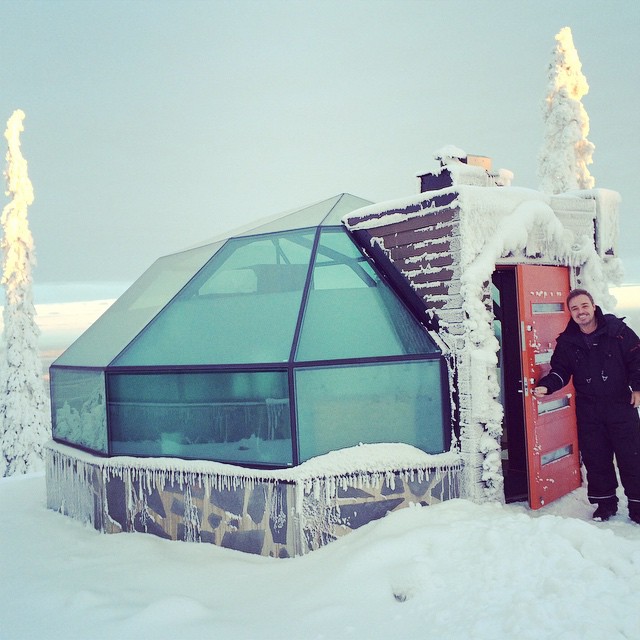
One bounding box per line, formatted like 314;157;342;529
516;264;581;509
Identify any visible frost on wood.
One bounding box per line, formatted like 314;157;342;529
456;189;616;500
344;173;620;504
538;27;595;194
0;109;50;477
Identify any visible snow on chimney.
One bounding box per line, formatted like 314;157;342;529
417;147;512;192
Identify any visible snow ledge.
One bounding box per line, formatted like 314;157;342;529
46;440;462;484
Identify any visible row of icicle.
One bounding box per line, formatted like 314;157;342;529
46;445;462;554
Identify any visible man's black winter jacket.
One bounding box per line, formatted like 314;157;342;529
537;306;640;402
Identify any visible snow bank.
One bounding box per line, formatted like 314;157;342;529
2;472;640;639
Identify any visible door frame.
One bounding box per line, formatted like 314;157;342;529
492;264;581;508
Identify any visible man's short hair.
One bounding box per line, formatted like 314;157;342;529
567;288;594;307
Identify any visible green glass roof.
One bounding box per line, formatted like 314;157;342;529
54;194;439;369
294;230;436;361
54;243;222;367
194;193;374;243
113;230;316;365
114;227;437;367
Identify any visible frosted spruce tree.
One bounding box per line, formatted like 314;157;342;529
538;26;595;194
0;110;50;477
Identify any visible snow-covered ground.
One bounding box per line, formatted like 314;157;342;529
1;471;639;640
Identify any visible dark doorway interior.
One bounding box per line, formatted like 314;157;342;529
492;268;528;502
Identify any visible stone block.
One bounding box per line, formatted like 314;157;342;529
221;530;265;555
105;476;127;530
380;477;405;495
338;497;404;530
210;486;245;516
247;485;267;524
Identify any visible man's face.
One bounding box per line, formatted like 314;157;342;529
568;294;596;332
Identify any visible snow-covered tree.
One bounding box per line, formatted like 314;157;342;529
538;26;595;194
0;110;50;477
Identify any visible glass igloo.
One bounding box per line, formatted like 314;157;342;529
50;194;449;468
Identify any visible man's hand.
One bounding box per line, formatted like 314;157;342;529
631;390;640;409
533;386;548;398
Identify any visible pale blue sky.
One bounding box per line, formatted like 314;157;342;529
2;0;639;295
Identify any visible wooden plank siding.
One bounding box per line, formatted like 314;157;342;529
347;201;463;331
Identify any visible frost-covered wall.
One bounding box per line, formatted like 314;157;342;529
344;154;621;504
46;442;461;557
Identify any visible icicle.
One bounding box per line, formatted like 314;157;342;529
46;447;95;526
182;485;201;543
268;482;286;532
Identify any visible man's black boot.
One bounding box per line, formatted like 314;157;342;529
628;499;640;524
592;501;618;521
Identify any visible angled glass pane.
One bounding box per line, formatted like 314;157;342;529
295;360;447;462
295;230;438;361
114;230;315;366
50;367;107;453
194;194;373;239
54;243;221;367
236;195;343;236
319;194;373;225
108;371;292;465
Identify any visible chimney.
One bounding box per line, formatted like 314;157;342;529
418;149;510;193
465;155;492;171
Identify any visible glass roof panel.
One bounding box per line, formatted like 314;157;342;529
234;195;343;236
53;243;223;367
295;229;438;362
191;194;374;245
319;194;373;225
113;230;315;366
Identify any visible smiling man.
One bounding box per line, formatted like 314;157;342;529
533;289;640;524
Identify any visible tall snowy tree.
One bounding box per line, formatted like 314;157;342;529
0;109;50;477
538;26;595;194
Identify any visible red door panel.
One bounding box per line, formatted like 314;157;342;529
516;265;581;509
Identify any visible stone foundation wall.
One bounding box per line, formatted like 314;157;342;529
46;444;462;557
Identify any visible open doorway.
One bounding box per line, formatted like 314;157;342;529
492;268;528;502
492;264;581;508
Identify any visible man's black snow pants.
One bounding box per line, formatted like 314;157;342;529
576;396;640;515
